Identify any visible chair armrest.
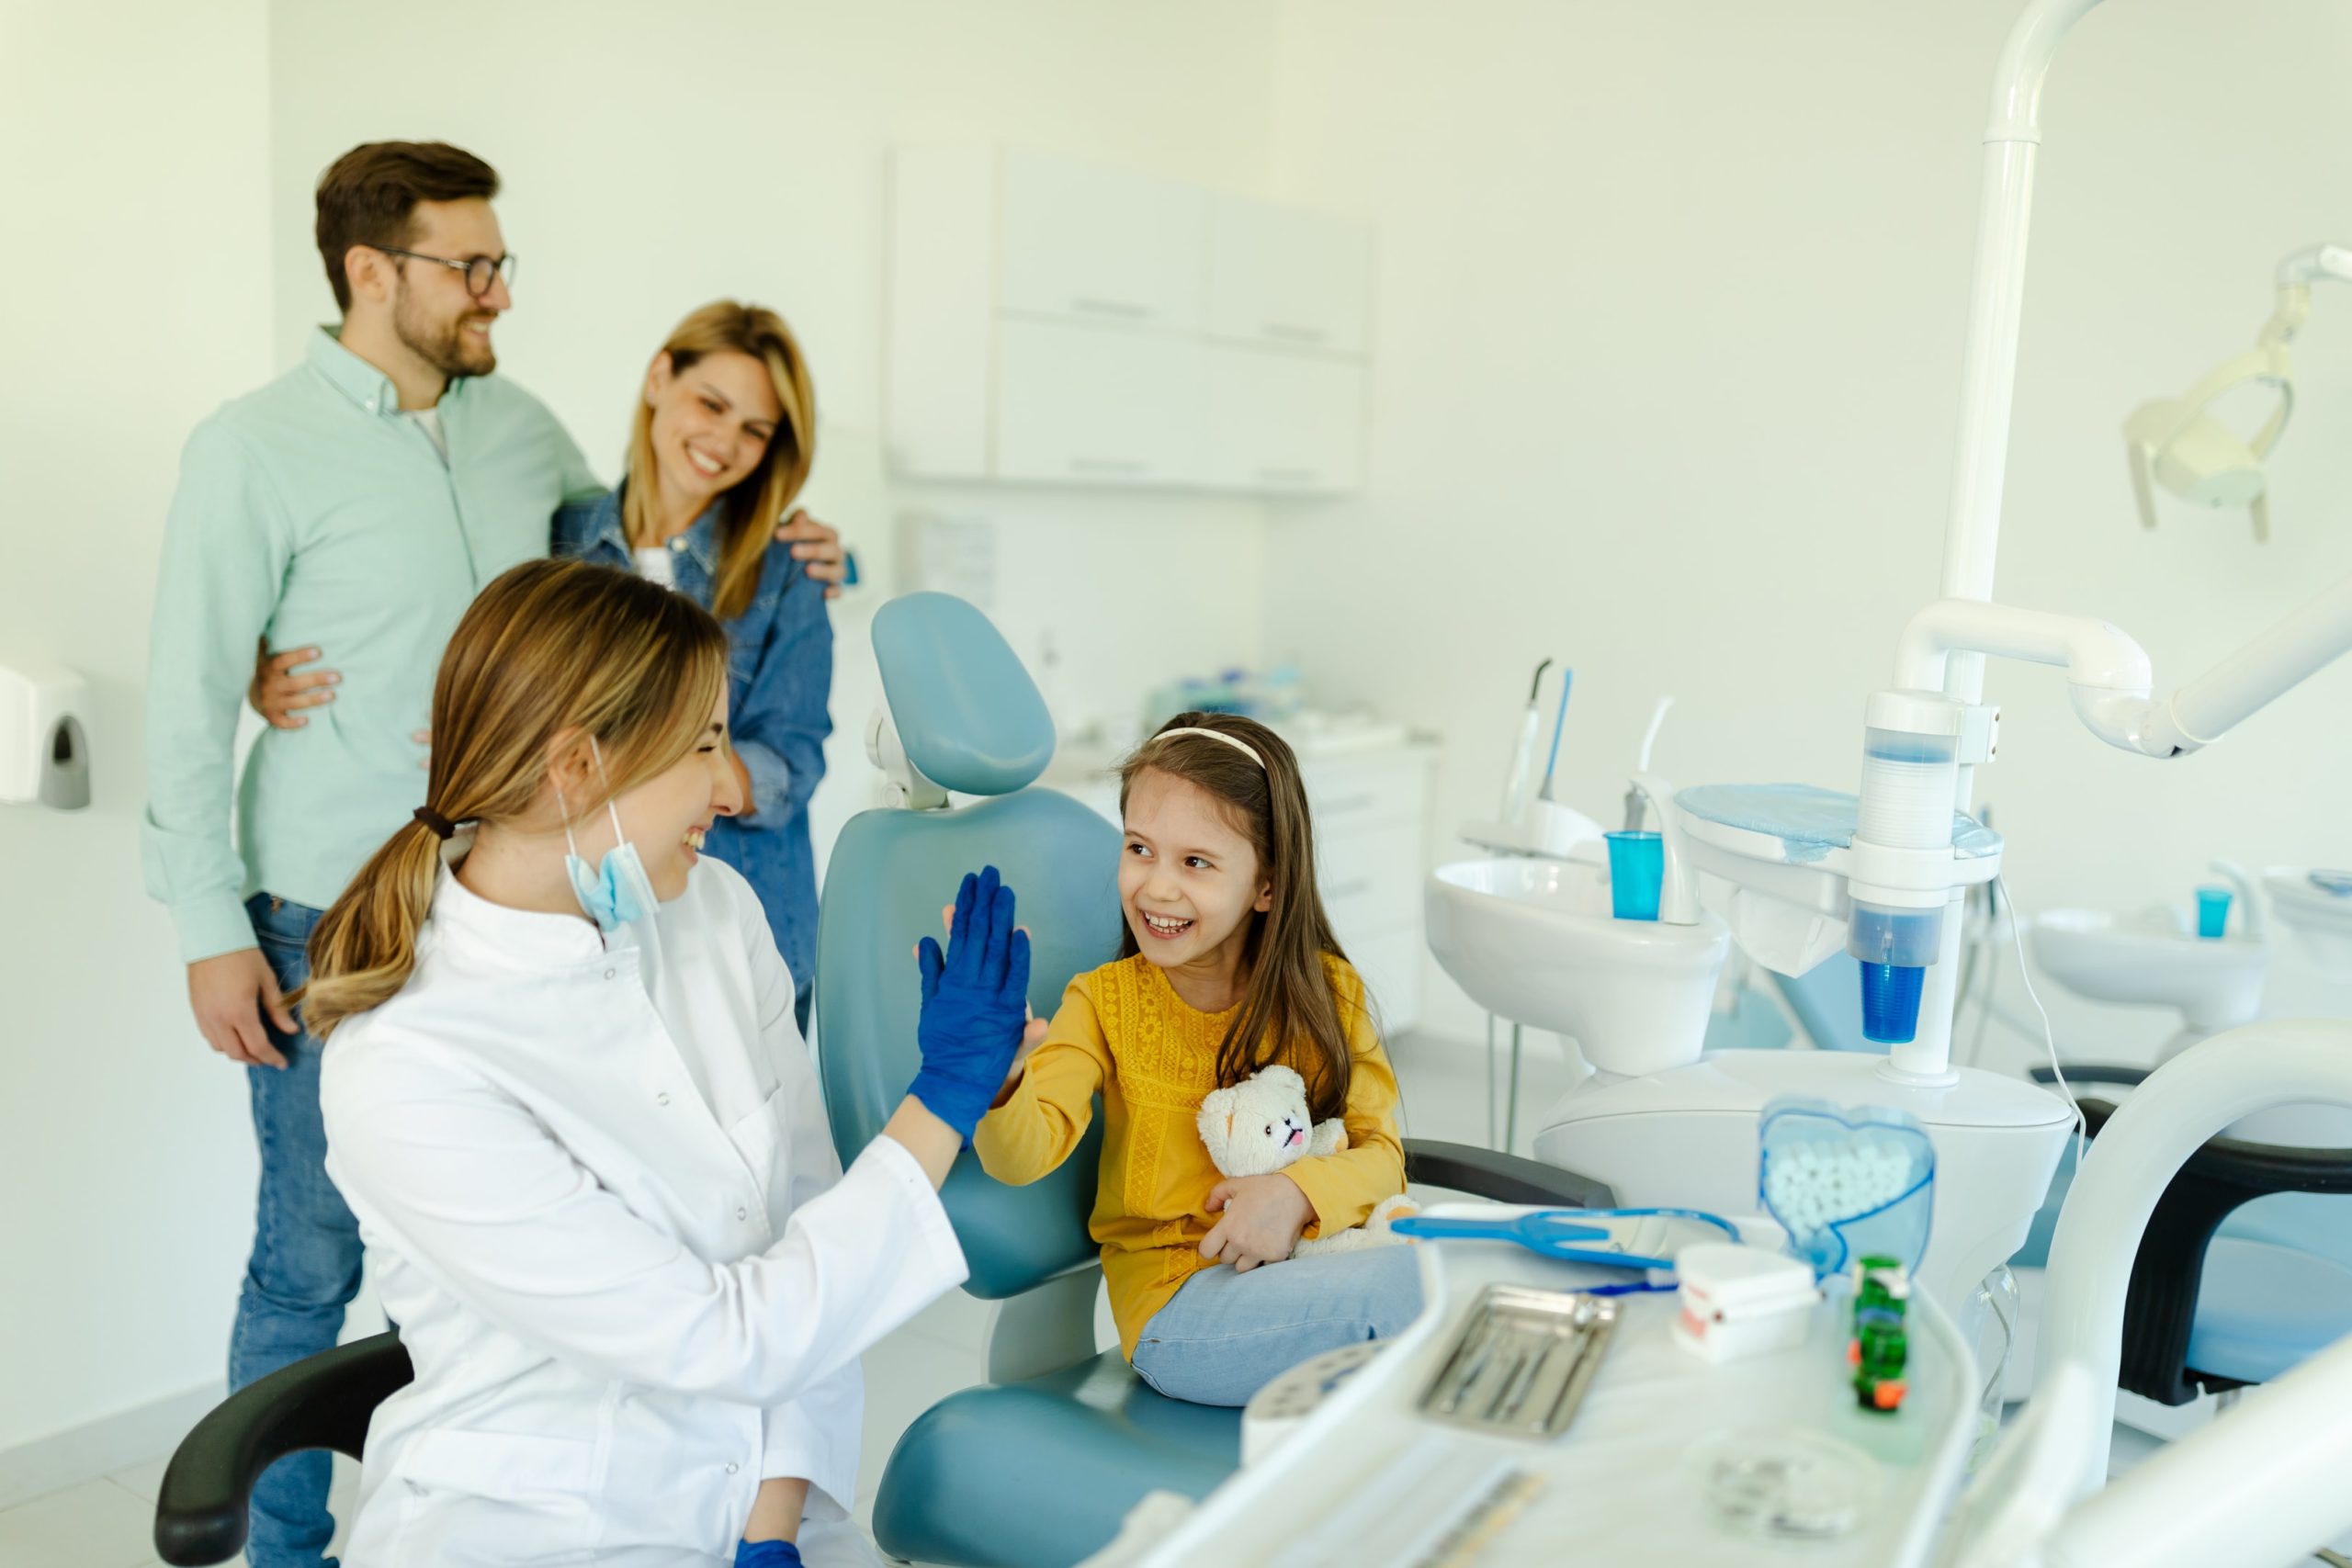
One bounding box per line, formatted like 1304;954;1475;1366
154;1332;413;1565
1403;1139;1616;1209
2072;1097;2352;1404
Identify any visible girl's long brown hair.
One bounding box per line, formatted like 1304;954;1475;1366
296;558;729;1040
1117;712;1362;1122
623;299;816;622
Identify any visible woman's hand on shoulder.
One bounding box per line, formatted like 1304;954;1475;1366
773;508;848;599
1199;1173;1314;1272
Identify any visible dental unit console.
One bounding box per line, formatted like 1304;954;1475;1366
1175;1;2352;1563
1449;0;2352;1342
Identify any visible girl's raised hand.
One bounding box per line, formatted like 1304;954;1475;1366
1199;1173;1315;1273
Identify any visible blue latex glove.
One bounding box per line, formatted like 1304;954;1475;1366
736;1540;802;1567
907;865;1033;1139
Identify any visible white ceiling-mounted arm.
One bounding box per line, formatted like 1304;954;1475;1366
2275;242;2352;288
1938;0;2111;710
2136;566;2352;755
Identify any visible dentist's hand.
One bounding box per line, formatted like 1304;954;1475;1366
906;866;1032;1140
1199;1173;1314;1272
187;949;294;1069
932;900;1046;1101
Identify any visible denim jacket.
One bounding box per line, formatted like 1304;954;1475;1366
552;484;831;991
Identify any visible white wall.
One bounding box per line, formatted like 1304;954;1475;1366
264;0;1287;872
0;0;275;1460
1261;0;2352;1054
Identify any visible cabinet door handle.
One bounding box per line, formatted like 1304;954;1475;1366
1323;876;1375;900
1263;321;1328;344
1072;297;1150;320
1258;466;1321;485
1317;793;1379;814
1070;457;1148;476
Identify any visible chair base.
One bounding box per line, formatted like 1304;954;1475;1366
871;1350;1239;1568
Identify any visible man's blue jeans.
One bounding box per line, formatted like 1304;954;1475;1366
231;893;363;1568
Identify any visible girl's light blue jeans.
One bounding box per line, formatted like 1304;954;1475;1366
1128;1245;1423;1407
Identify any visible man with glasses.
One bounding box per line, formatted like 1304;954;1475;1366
141;141;842;1566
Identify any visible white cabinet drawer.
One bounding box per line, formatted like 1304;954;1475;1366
1348;926;1425;1037
1318;821;1425;949
1303;752;1432;839
994;319;1204;485
999;150;1206;332
1201;346;1366;494
1207;194;1374;355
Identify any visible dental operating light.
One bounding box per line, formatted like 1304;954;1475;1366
2123;242;2352;543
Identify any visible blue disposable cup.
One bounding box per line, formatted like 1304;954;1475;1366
1859;962;1925;1044
2195;886;2233;941
1606;830;1664;921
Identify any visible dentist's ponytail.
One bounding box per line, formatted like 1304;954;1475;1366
298;558;728;1040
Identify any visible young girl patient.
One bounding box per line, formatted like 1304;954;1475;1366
974;713;1420;1406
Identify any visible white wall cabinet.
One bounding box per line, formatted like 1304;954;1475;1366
888;146;1373;495
1201;346;1365;494
1207;194;1374;356
998;153;1206;331
993;319;1203;486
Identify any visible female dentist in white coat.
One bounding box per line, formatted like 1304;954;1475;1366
297;558;1030;1568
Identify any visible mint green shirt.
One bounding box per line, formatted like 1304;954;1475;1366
143;328;602;962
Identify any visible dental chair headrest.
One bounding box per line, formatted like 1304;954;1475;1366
871;592;1055;798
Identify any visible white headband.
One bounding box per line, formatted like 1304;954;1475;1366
1158;726;1266;770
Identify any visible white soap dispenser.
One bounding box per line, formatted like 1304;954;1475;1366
0;661;92;809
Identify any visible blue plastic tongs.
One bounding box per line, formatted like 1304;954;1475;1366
1386;1207;1740;1271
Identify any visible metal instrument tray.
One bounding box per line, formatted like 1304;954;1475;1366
1417;1282;1618;1440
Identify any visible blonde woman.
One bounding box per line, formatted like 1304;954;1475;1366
548;301;831;1030
257;299;838;1030
302;558;1031;1567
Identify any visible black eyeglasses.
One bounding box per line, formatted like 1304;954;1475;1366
372;245;517;298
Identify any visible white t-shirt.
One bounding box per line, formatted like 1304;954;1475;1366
633;545;676;587
407;405;448;462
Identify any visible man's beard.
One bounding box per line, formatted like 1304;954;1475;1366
393;285;495;379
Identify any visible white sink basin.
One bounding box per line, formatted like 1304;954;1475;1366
1425;857;1731;1076
2030;908;2268;1033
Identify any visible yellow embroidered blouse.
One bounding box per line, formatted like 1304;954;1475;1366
973;952;1406;1359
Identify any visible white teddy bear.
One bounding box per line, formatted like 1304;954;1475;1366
1195;1064;1415;1258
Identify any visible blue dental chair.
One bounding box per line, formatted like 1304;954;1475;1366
817;593;1611;1567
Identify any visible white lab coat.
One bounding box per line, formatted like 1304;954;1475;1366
319;851;967;1567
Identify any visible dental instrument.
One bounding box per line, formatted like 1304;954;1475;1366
1622;694;1673;833
1535;667;1571;803
1388;1206;1742;1271
1495;658;1551;825
2125;242;2352;543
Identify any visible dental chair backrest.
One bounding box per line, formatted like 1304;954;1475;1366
814;592;1123;1297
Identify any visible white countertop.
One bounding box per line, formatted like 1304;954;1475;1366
1134;1213;1977;1567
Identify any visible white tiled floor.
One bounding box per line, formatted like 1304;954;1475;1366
17;1031;2315;1564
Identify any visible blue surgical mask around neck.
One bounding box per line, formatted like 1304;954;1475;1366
555;737;654;934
